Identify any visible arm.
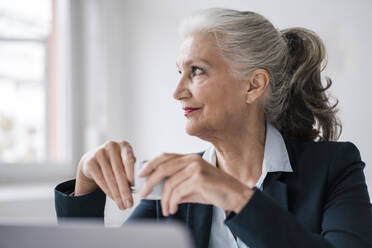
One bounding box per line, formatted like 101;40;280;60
224;142;372;248
55;179;159;225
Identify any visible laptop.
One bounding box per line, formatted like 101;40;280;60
0;218;194;248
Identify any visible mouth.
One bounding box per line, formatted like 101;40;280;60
183;107;201;116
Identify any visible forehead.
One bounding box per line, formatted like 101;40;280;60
176;32;220;67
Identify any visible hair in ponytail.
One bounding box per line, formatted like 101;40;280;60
278;28;341;141
179;8;342;141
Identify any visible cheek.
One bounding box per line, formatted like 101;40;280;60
205;83;240;110
202;94;236;125
194;80;226;105
192;77;245;120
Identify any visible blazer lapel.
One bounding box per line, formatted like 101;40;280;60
187;203;213;248
262;171;289;211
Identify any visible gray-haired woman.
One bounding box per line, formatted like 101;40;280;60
55;8;372;248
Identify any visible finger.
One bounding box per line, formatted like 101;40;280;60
108;144;134;209
119;141;136;186
88;159;113;199
161;168;192;216
95;149;125;210
137;153;179;177
140;156;187;198
168;179;195;215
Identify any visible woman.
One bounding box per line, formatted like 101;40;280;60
55;8;372;248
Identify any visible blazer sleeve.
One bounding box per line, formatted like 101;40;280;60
224;142;372;248
54;179;106;220
54;179;158;224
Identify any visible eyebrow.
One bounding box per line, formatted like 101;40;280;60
176;58;211;68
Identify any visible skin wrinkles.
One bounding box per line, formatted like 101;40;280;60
173;32;268;186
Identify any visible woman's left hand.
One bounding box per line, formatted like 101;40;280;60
137;153;254;216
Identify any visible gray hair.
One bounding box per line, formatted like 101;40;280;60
179;8;341;141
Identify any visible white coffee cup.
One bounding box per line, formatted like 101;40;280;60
131;160;165;200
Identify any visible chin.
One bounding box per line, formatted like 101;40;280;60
185;121;212;140
185;121;202;137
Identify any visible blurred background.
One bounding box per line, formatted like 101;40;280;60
0;0;371;226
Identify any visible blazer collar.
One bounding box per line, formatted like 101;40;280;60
262;171;289;210
187;171;288;248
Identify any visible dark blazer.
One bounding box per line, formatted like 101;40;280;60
55;140;372;248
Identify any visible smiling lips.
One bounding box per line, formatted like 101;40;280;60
183;107;201;116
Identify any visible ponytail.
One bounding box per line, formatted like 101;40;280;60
276;27;342;141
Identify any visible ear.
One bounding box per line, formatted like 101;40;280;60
245;69;270;104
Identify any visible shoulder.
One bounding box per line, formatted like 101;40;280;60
285;140;364;179
285;139;362;163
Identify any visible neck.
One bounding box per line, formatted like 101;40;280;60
211;118;266;187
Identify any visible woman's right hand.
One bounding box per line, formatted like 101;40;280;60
75;140;136;210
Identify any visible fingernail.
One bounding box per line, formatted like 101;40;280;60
165;205;169;216
139;190;146;198
137;167;149;177
119;201;125;210
162;206;166;216
171;206;177;214
125;200;132;208
137;170;145;177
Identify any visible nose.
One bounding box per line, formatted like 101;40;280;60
173;76;191;100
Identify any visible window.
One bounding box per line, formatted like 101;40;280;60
0;0;73;181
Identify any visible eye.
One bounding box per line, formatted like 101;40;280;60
191;66;204;77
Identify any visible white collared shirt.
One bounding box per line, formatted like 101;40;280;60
204;122;293;248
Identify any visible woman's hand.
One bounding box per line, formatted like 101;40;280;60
137;153;254;216
75;140;136;211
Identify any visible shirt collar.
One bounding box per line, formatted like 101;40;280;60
202;121;293;173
